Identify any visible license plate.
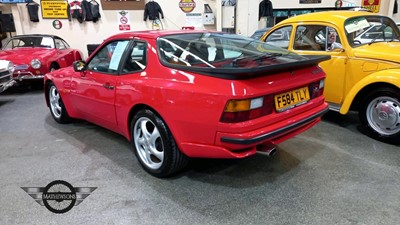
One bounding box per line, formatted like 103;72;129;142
274;87;310;112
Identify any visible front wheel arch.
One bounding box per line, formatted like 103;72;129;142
350;82;399;112
50;62;60;71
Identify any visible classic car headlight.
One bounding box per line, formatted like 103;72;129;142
7;61;15;73
31;59;41;69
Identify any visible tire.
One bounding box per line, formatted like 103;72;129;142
359;88;400;144
48;83;71;124
131;109;189;177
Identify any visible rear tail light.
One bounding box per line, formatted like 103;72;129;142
309;79;325;99
220;95;274;123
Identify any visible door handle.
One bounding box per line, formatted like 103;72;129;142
102;83;114;90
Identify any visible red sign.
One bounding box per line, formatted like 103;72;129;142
362;0;381;13
179;0;196;13
119;25;130;31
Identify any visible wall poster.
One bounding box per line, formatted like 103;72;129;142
41;0;69;19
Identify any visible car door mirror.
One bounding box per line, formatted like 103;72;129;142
73;60;87;72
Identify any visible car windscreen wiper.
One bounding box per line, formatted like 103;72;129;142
251;52;283;61
232;52;283;67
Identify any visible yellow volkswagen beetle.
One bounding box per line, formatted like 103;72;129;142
261;11;400;144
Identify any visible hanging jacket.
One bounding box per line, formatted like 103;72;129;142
259;0;273;20
144;1;164;21
81;0;93;21
26;3;40;22
70;0;85;23
90;0;101;23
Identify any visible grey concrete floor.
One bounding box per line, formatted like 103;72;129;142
0;85;399;225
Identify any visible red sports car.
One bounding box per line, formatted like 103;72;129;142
1;34;83;81
44;30;329;177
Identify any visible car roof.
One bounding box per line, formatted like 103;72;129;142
279;10;376;25
106;30;221;41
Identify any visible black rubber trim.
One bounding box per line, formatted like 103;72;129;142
161;55;331;80
220;107;329;145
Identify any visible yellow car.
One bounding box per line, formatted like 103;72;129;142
261;11;400;144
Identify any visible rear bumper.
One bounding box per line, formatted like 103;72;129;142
0;79;16;93
221;107;329;145
180;102;328;158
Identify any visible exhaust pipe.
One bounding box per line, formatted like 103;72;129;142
256;143;277;157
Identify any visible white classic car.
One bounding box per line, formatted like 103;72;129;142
0;60;16;93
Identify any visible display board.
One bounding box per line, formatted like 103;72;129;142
41;0;69;19
101;0;145;10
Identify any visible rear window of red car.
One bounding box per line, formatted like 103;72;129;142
157;32;307;69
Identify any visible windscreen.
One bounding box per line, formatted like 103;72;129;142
4;36;55;49
345;16;400;46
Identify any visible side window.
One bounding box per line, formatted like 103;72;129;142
54;39;66;50
62;40;70;48
294;25;321;51
294;25;341;51
265;26;292;49
121;42;147;73
87;40;129;74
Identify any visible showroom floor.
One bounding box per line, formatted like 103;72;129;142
1;85;399;225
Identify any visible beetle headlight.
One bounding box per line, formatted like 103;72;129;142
31;59;41;69
7;61;14;73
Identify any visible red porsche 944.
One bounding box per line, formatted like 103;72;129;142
44;30;329;177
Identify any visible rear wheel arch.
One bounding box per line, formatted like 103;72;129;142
128;105;188;177
127;104;163;139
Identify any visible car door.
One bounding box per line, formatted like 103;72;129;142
70;40;131;130
265;23;348;107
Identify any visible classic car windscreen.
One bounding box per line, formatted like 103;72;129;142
345;16;400;47
3;36;55;49
157;32;309;69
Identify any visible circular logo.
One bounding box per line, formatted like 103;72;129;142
179;0;196;13
335;0;342;8
42;180;76;214
52;20;62;30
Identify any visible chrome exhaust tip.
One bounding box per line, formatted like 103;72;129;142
256;143;277;157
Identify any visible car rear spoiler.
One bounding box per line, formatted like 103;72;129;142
163;55;331;80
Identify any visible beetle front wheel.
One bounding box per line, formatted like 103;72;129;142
359;88;400;144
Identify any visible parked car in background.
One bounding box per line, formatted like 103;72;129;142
45;30;329;177
1;34;83;82
0;60;16;93
261;11;400;144
250;27;271;40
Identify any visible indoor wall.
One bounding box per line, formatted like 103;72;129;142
9;0;218;58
